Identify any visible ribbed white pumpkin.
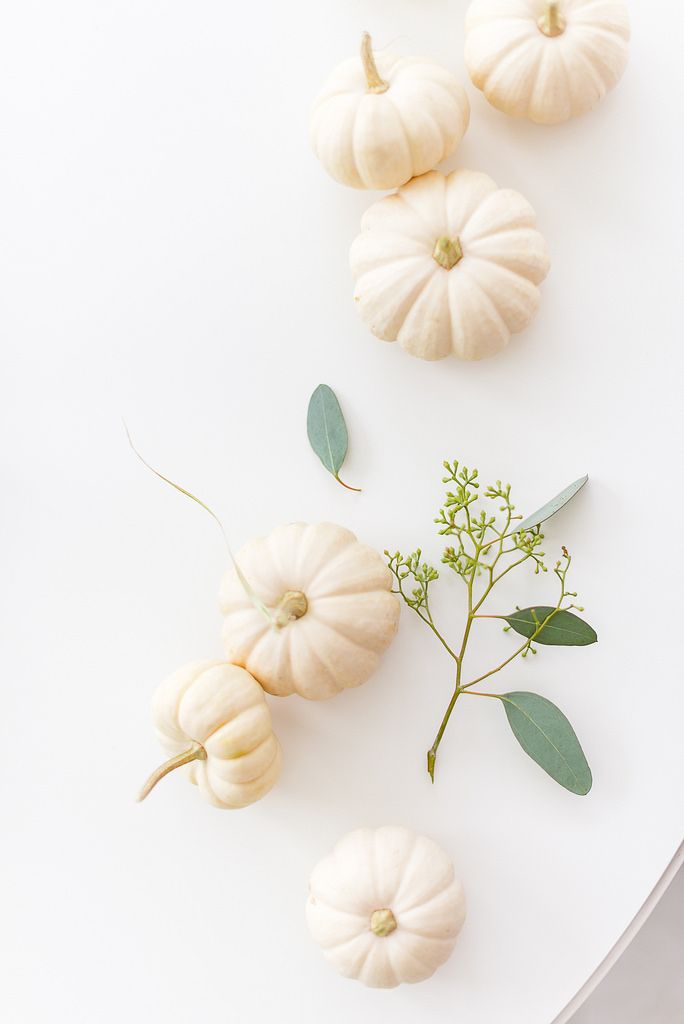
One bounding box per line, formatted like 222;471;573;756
219;522;399;700
350;168;550;361
139;660;282;809
306;826;466;988
310;33;470;190
464;0;630;124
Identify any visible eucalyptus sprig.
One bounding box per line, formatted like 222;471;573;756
386;462;596;795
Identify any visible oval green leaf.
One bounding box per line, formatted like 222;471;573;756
504;606;597;646
307;384;359;491
517;475;588;534
500;691;592;795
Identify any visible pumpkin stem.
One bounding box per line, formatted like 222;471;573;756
370;908;397;937
433;236;463;271
137;741;206;802
361;32;389;94
274;589;308;628
538;2;566;37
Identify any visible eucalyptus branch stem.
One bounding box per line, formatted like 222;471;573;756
386;460;589;786
427;667;462;782
489;552;535;591
460;637;535;691
416;608;459;662
461;588;568;692
427;550;478;779
472;550;531;615
391;579;458;661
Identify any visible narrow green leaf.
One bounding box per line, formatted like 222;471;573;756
500;691;592;795
124;424;275;625
517;475;588;533
307;384;360;491
504;606;597;646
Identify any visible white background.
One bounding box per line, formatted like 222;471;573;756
2;2;683;1022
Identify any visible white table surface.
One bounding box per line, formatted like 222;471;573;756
2;2;683;1022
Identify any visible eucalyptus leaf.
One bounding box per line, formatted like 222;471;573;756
517;474;588;534
504;607;597;646
500;691;592;795
307;384;360;491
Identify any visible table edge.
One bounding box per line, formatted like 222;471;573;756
551;839;684;1024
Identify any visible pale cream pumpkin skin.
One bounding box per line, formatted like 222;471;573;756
350;168;550;361
150;660;282;809
306;826;466;988
219;522;400;700
310;34;470;190
465;0;630;125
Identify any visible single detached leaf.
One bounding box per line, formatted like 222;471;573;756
504;607;597;646
500;691;592;795
517;475;588;534
307;384;360;491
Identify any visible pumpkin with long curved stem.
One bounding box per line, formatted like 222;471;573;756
138;660;282;809
306;826;466;987
310;33;470;190
464;0;630;124
219;522;400;699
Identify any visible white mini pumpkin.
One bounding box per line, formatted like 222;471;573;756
310;33;470;190
138;660;282;809
219;522;399;700
350;168;550;361
464;0;630;125
306;826;466;988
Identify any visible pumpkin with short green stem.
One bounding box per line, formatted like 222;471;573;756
351;168;550;361
465;0;630;124
220;522;400;699
306;826;466;987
